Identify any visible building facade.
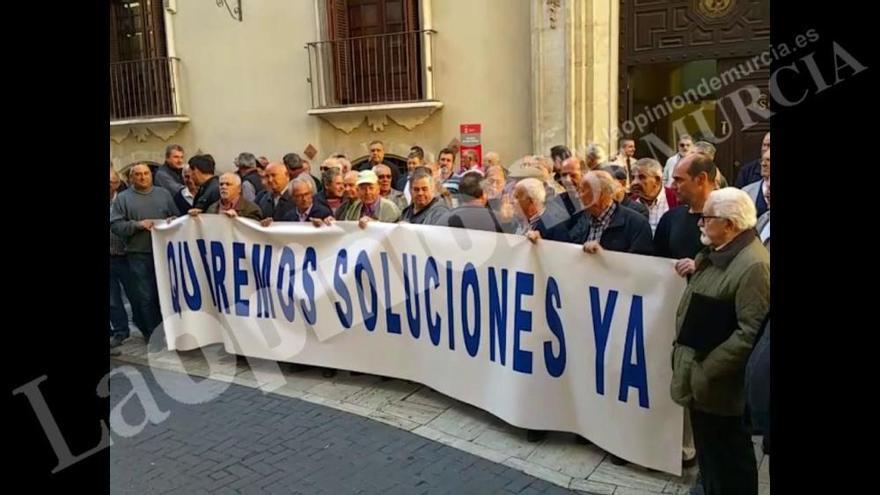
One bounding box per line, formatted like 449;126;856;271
110;0;769;180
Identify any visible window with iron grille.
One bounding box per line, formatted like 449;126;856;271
110;0;177;120
310;0;433;108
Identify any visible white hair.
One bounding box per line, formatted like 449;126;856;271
694;141;717;160
705;187;757;231
633;158;663;178
291;177;315;193
582;170;616;197
585;143;606;162
220;172;242;186
235;152;257;168
322;157;343;171
535;156;554;174
516;178;546;206
372;163;391;174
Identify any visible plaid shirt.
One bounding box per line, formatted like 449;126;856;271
587;202;617;243
109;194;127;256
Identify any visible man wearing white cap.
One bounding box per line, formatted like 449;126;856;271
335;170;401;225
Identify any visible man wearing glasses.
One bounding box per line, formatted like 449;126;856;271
670;187;768;495
664;134;694;186
373;163;408;211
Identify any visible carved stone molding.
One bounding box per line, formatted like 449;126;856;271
547;0;562;29
109;117;189;143
309;101;443;134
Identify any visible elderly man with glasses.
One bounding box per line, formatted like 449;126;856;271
670;187;769;495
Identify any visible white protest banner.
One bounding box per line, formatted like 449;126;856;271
152;215;686;474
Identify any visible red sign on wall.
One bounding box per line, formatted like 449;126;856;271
460;123;482;171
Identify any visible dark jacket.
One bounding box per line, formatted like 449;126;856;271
735;158;762;189
487;197;519;234
154;163;185;195
254;188;270;207
193;176;221;211
532;206;572;243
550;191;582;231
239;169;265;199
311;174;324;194
569;204;655;255
441;204;505;233
206;198;264;220
279;201;334;222
257;191;297;221
743;180;769;218
621;195;649;218
653;205;704;260
173;189;193;215
314;191;344;214
396;173;412;194
401;197;449;225
745;315;770;453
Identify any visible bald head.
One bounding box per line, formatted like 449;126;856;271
265;162;290;195
343;170;360;200
560;156;585;186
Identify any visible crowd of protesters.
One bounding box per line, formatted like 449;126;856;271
110;133;771;495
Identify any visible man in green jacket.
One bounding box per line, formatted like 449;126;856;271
202;173;263;220
335;170;401;225
671;187;769;495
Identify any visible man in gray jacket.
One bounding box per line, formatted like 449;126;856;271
110;163;179;344
400;169;448;225
153;144;187;196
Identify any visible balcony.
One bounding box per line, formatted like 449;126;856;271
110;57;186;124
305;30;442;132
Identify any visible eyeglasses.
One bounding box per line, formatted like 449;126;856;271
377;174;392;179
697;214;723;225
